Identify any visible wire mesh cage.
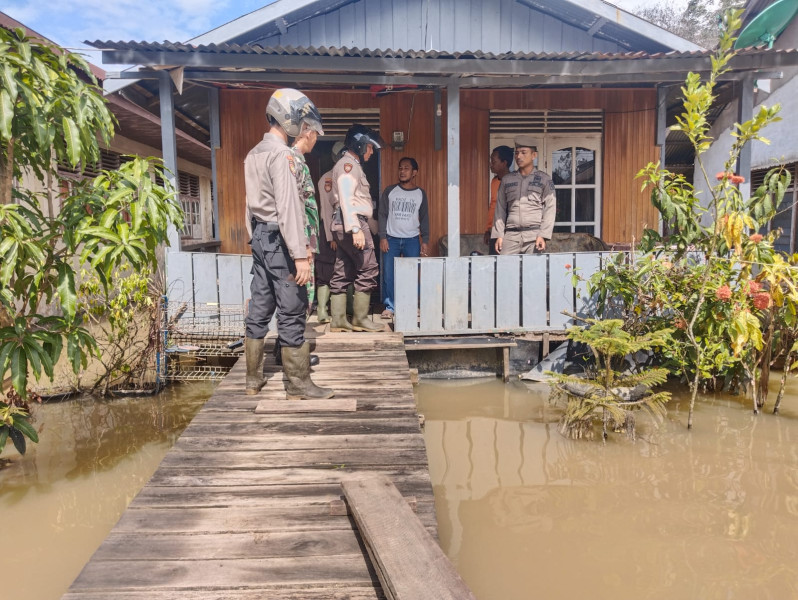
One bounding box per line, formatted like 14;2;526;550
159;299;245;381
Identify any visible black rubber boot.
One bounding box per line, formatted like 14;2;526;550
330;293;354;332
245;337;267;395
316;284;331;324
351;291;384;332
281;342;334;400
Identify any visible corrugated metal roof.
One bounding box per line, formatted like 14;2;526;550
87;40;798;62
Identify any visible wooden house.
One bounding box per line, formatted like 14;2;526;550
92;0;798;335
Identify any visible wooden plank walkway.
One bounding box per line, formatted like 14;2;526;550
64;331;435;600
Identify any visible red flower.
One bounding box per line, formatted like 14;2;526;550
749;233;763;243
715;285;732;301
564;263;572;270
753;293;772;310
731;174;746;185
716;172;730;181
674;317;687;330
745;280;762;295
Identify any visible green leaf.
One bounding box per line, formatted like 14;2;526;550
62;116;81;167
0;89;13;140
1;63;18;105
12;416;38;443
57;264;77;320
8;427;26;455
0;425;8;453
10;346;27;397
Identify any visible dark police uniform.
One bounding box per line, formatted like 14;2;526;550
492;169;557;255
244;132;309;347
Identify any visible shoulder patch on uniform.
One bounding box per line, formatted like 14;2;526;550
344;163;353;173
324;178;332;192
287;155;296;174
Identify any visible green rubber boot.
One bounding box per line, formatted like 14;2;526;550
351;291;384;332
281;342;334;400
330;293;354;332
316;284;331;324
245;337;267;395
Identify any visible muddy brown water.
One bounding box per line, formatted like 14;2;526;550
0;382;214;600
416;377;798;600
4;376;798;599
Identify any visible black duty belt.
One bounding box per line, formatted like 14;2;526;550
505;226;537;232
253;219;280;232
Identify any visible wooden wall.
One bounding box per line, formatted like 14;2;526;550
461;88;660;245
216;87;659;254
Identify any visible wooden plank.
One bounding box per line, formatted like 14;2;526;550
342;476;477;600
393;258;419;333
166;251;193;305
575;252;601;319
69;556;376;591
131;483;432;508
419;258;444;332
146;466;432;489
173;434;426;452
89;530;367;560
469;256;495;330
405;342;515;351
217;254;244;306
549;253;574;329
522;254;548;328
501;346;510;383
64;590;384;600
192;253;219;305
496;254;521;329
444;258;469;331
158;447;429;470
254;398;357;413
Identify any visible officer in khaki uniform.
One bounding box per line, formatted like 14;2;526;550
244;88;332;400
329;124;384;333
492;135;557;255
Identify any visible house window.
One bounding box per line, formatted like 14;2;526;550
178;172;202;241
550;141;600;236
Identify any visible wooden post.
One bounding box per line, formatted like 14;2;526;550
158;71;181;253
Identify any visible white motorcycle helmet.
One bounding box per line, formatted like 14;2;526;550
266;88;324;138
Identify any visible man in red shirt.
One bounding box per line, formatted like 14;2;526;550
484;145;513;255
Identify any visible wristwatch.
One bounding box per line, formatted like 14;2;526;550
352;226;361;234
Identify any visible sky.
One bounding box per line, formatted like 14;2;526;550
3;0;659;69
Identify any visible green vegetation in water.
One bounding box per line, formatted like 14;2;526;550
547;319;672;440
586;8;797;429
0;27;183;454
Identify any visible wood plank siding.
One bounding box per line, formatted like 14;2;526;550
254;0;621;54
217;88;658;254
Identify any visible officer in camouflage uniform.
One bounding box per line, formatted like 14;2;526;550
244;88;332;400
492;134;556;255
314;142;345;324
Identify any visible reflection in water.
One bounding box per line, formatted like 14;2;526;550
417;378;798;600
0;383;214;600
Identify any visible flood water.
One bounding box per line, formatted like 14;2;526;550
417;377;798;600
5;375;798;600
0;383;214;600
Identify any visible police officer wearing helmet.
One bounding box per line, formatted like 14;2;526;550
492;135;556;255
244;88;333;399
329;124;384;332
